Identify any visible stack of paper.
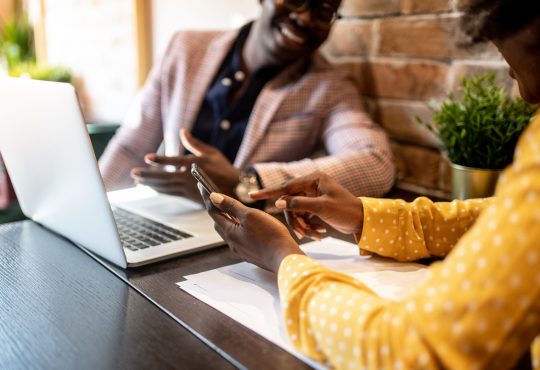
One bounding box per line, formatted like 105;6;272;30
177;237;428;369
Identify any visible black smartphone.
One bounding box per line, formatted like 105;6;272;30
191;163;221;195
191;163;236;222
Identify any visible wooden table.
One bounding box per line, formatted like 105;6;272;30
0;221;235;370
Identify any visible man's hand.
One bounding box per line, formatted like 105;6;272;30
250;172;364;239
131;129;241;203
199;187;303;274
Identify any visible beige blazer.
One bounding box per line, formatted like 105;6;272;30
99;28;395;197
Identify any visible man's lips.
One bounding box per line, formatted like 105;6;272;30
278;23;306;45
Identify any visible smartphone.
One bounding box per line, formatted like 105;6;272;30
191;164;236;222
191;163;221;195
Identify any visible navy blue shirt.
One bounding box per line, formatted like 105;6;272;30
190;23;282;163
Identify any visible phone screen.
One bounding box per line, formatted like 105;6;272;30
191;164;221;194
192;164;238;222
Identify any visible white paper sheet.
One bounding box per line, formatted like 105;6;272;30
177;237;429;368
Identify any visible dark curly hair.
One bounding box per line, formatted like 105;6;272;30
462;0;540;43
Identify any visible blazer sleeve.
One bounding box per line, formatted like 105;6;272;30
357;196;494;261
253;78;396;198
98;40;171;191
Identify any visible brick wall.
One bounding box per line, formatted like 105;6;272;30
323;0;514;198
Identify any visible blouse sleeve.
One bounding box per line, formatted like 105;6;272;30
278;116;540;370
280;202;540;369
357;196;493;261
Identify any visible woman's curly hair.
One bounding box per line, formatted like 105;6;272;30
462;0;540;43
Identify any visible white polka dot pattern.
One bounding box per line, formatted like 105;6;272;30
277;113;540;369
357;196;492;262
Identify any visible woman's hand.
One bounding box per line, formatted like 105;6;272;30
250;172;364;239
199;187;304;273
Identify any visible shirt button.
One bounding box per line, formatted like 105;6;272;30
221;77;232;86
234;71;245;82
220;120;231;131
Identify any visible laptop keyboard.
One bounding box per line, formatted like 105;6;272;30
112;207;192;252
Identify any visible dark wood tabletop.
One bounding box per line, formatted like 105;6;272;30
0;221;235;370
103;246;310;370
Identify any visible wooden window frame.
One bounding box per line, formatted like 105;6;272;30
134;0;152;87
32;0;153;87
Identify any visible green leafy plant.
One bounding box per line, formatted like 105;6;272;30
419;73;536;169
1;9;72;83
8;63;72;82
0;12;35;69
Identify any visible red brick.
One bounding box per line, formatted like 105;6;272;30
352;60;450;100
378;15;499;60
339;0;400;17
324;20;374;57
391;141;451;193
374;99;442;148
450;61;513;93
455;0;475;11
401;0;451;14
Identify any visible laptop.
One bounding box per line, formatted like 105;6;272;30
0;77;224;268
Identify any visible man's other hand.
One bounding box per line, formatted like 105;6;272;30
130;129;241;203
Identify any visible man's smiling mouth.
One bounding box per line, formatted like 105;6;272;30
279;23;305;45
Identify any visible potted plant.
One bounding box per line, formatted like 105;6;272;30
0;10;35;70
8;62;72;82
0;10;72;82
420;73;536;199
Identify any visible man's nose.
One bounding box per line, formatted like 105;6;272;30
289;7;316;27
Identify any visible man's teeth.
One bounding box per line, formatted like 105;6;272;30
281;27;304;44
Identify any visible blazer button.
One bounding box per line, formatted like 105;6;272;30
220;120;231;131
234;71;245;82
221;77;232;86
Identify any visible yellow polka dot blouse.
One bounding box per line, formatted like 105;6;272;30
278;113;540;369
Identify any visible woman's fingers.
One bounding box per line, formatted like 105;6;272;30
284;211;327;241
275;195;325;215
209;192;246;222
303;228;323;241
249;175;321;200
290;214;307;240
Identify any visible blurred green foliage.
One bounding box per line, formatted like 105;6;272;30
8;62;72;82
0;11;35;68
1;9;72;83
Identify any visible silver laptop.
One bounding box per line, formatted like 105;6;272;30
0;77;223;268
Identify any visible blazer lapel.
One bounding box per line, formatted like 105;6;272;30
234;60;306;168
181;30;238;133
